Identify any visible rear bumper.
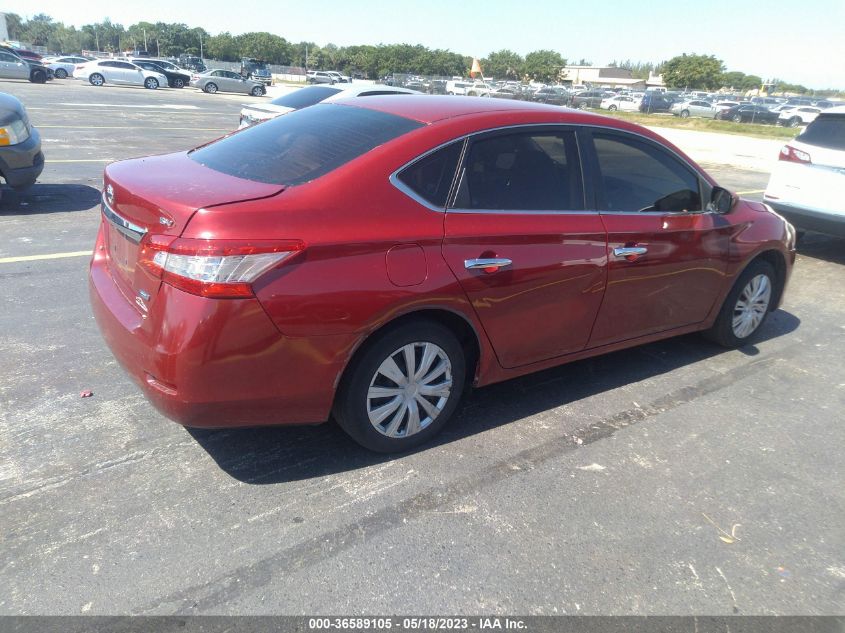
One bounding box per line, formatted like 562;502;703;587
88;224;355;428
765;200;845;238
0;128;44;189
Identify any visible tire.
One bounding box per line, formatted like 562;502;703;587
204;82;218;94
89;73;104;86
733;114;743;123
334;321;466;453
447;91;455;95
31;70;47;84
54;68;68;79
173;77;185;88
578;102;588;110
250;85;264;96
788;117;801;128
144;77;159;90
680;110;690;119
704;259;776;348
608;104;617;111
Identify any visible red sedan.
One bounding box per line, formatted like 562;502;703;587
89;97;796;452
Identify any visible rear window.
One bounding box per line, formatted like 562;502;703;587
269;86;342;109
797;115;845;150
190;104;423;186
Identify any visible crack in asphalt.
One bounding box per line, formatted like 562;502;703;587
137;343;802;615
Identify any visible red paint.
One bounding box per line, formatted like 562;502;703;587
89;97;794;429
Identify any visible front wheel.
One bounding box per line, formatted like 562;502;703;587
204;82;218;94
31;70;47;84
173;77;185;88
788;117;801;128
334;321;466;453
733;113;743;123
608;104;617;111
704;259;776;348
55;68;68;79
144;77;159;89
680;110;690;118
250;85;265;96
89;73;104;86
578;102;588;110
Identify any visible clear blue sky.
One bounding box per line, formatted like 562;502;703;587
5;0;844;88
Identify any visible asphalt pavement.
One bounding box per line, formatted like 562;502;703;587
0;79;843;616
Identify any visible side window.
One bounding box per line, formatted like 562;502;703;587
397;141;463;208
453;131;584;211
592;133;701;213
0;52;17;62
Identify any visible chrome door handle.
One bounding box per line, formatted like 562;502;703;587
613;247;648;258
464;258;512;272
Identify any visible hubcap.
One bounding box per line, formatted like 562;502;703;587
367;342;453;439
732;274;771;339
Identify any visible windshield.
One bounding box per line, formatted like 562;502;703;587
798;115;845;150
269;86;343;109
189;103;423;186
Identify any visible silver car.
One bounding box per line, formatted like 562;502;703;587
0;49;31;80
671;99;718;119
192;69;266;95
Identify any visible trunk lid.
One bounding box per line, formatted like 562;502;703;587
101;152;283;312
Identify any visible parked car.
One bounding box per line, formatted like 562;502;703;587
178;55;206;73
132;60;191;88
570;90;613;109
778;106;821;128
764;106;845;237
307;71;338;85
238;84;419;128
190;69;266;95
532;86;570;106
241;58;273;85
445;80;473;95
489;87;519;100
0;92;44;192
0;45;41;62
0;49;51;83
714;101;741;114
326;71;350;84
639;92;674;113
671;99;718;119
43;55;90;79
74;59;168;89
89;96;795;452
719;104;780;124
600;95;641;112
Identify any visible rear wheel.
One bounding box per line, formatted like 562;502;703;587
578;102;588;110
608;104;618;111
89;73;104;86
788;116;801;128
680;109;690;118
704;259;776;348
250;85;265;96
334;321;466;453
733;113;743;123
204;82;218;94
54;68;68;79
173;77;185;88
144;77;159;90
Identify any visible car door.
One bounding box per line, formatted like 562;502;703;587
583;129;733;347
121;62;146;85
0;51;29;79
441;127;608;368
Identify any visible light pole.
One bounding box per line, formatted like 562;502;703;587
199;32;203;60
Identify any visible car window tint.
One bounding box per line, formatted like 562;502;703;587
797;115;845;150
397;141;462;207
0;52;17;62
269;86;341;109
592;133;701;213
190;104;423;186
453;131;584;211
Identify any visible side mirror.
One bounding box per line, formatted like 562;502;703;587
708;186;735;214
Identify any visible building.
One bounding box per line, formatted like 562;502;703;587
0;13;9;42
561;66;646;89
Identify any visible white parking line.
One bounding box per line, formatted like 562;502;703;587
0;251;92;264
57;103;200;110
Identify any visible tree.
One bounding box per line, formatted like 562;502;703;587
661;53;725;90
482;49;524;80
523;49;565;83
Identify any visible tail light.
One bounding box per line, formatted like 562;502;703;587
139;236;304;298
779;145;811;164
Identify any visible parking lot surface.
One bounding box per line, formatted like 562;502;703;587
1;80;843;616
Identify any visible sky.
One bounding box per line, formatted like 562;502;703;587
4;0;844;89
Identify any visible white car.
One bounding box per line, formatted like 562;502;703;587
42;55;90;79
466;82;493;97
599;95;641;112
326;71;350;83
238;84;420;128
764;105;845;237
73;59;168;89
778;106;821;128
445;80;473;95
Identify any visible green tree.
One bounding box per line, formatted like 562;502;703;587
662;53;725;90
523;49;565;83
482;49;524;80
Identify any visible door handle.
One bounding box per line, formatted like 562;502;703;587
613;246;648;260
464;258;512;273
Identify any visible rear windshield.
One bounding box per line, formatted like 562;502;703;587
190;104;423;185
798;115;845;150
269;86;342;109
